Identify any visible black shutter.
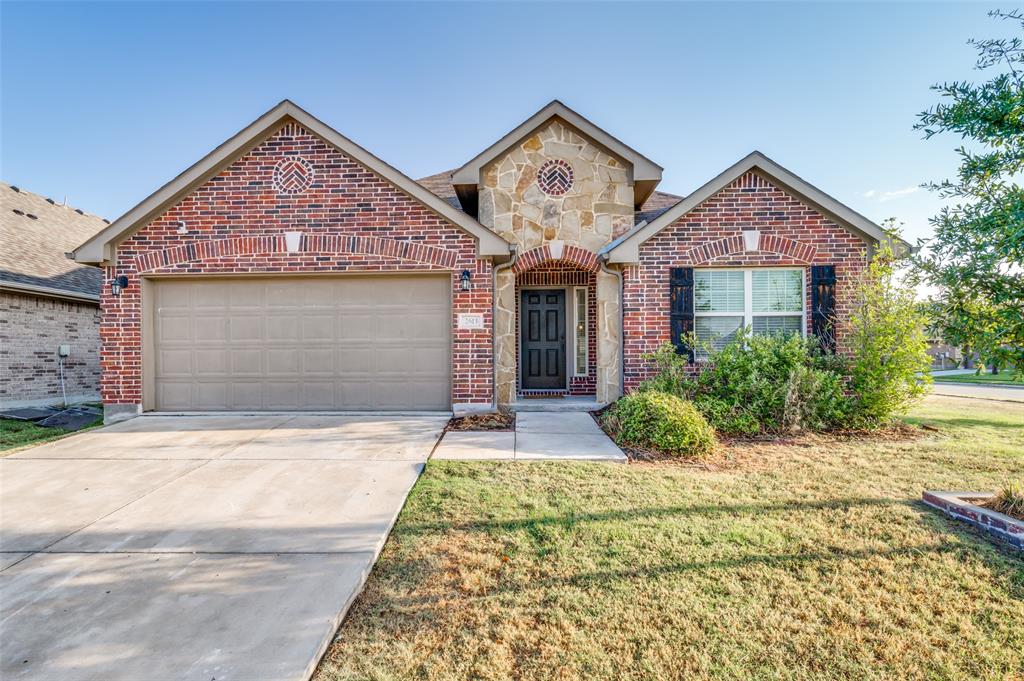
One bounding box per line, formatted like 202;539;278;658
670;267;695;361
811;265;837;352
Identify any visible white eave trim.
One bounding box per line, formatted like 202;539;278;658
72;100;511;265
450;100;663;187
604;151;907;264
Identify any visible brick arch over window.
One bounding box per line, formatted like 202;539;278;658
512;244;599;274
133;234;460;273
682;233;817;266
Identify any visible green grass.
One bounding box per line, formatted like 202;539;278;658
0;415;102;454
932;372;1023;386
315;395;1024;681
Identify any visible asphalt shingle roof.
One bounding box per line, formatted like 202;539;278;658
416;170;682;226
1;182;108;299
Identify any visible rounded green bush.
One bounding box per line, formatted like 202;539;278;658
602;391;717;458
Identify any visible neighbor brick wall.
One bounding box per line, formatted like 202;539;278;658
622;171;868;390
0;290;101;406
102;122;493;408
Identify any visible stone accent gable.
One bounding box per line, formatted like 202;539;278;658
622;171;869;390
478;119;634;253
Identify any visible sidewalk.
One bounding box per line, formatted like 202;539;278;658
931;382;1024;403
433;412;626;462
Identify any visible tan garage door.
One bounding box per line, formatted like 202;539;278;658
151;276;450;411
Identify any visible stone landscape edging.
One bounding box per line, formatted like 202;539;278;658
922;490;1023;550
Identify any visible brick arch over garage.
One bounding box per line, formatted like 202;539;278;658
512;243;600;274
133;234;460;273
682;233;818;266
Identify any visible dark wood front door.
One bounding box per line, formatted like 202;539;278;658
520;289;566;390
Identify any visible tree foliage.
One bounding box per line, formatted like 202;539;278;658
913;9;1024;377
846;241;933;426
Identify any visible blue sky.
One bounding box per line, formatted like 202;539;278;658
0;2;1006;246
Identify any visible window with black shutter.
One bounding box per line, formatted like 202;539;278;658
811;265;837;352
669;267;695;361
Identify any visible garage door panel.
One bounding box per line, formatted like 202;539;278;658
225;383;259;409
153;276;450;410
158;350;193;377
302;315;334;341
194;320;228;342
303;349;335;375
157;382;193;411
194;349;228;374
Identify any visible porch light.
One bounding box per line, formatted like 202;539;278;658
110;275;129;296
460;269;472;291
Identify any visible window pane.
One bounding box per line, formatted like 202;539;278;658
574;288;587;374
752;315;803;336
752;269;802;312
695;316;743;352
695;270;744;312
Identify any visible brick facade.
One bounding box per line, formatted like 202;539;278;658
622;171;868;391
101;122;493;409
0;290;101;407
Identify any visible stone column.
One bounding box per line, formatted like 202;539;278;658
595;268;622;404
494;268;517;406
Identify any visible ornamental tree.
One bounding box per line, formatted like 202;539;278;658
913;9;1024;378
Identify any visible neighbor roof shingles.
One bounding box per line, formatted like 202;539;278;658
1;183;108;299
416;170;681;225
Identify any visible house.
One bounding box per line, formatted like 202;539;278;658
1;183;107;408
71;100;896;423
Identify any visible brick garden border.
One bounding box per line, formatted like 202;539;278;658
922;491;1023;551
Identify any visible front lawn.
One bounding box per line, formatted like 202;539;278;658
932;372;1023;386
316;395;1024;680
0;416;102;454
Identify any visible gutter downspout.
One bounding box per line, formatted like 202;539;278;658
492;246;518;411
599;253;625;401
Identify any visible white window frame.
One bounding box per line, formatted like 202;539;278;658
572;286;588;376
694;267;806;352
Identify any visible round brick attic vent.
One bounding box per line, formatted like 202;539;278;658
537;159;574;196
272;156;314;195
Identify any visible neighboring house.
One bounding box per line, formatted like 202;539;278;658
71;100;900;422
1;183;108;408
926;340;964;370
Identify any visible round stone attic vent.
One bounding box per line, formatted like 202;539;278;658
272;156;314;195
536;159;574;196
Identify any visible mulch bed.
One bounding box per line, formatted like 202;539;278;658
446;411;515;432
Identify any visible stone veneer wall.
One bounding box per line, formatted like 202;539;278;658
622;171;868;391
0;290;101;407
102;123;494;415
478;119;634;251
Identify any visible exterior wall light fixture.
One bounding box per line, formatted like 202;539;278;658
110;275;129;296
460;269;472;291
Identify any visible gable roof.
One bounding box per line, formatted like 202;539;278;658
72;100;511;265
449;100;664;215
1;182;107;302
417;169;683;226
603;151;907;263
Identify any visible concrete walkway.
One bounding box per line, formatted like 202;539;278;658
0;413;448;681
433;412;626;462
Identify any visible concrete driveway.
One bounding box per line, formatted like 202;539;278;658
0;413;447;681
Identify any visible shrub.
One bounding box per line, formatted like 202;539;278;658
982;482;1024;521
602;391;717;458
640;333;851;436
845;241;933;426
